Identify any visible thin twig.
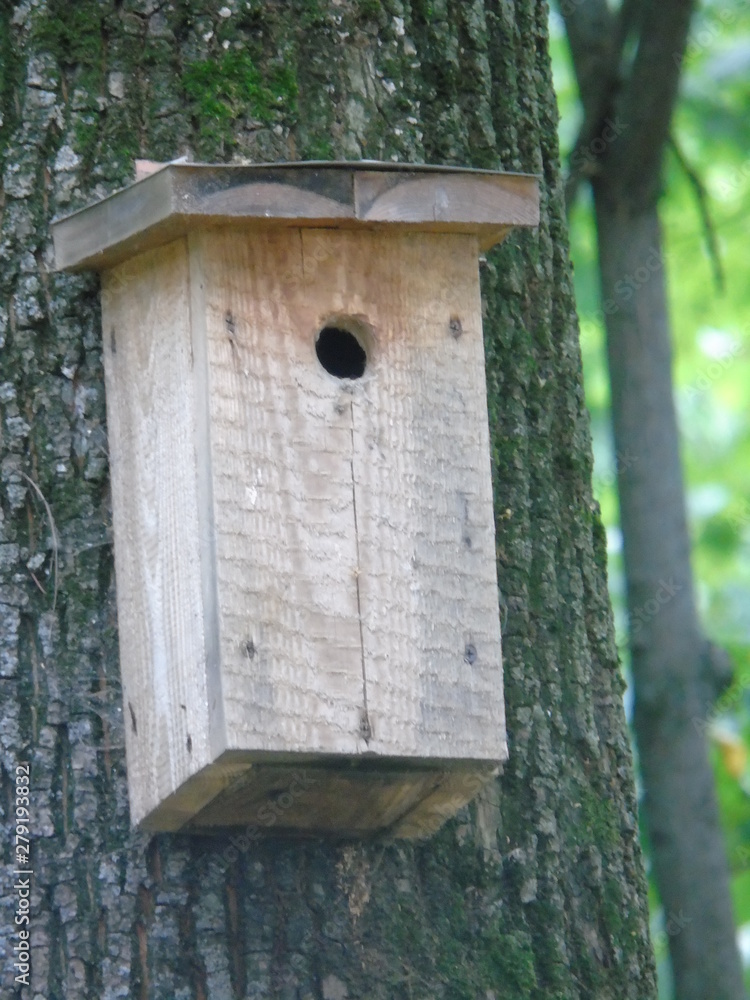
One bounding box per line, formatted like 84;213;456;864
20;472;59;610
668;134;725;294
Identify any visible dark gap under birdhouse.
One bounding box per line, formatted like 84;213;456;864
315;326;367;379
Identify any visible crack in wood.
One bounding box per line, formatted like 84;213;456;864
350;404;371;744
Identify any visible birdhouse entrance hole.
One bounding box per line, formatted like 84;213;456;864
315;324;368;379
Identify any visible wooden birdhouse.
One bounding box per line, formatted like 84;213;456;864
52;161;539;837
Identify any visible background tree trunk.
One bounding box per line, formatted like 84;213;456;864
561;0;746;996
0;2;656;997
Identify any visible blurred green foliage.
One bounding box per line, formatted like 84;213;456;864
549;0;750;992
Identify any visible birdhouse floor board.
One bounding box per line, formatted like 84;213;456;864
138;753;499;839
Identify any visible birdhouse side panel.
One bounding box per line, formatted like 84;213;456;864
101;239;214;826
189;228;366;757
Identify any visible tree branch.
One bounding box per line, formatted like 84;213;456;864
558;0;619;210
562;0;696;212
668;134;725;293
609;0;696;207
557;0;617;123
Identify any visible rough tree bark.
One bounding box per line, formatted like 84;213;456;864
561;1;746;997
0;2;656;998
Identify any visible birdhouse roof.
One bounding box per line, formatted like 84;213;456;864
52;161;540;272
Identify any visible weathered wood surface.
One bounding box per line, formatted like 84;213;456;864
195;226;365;762
51;161;540;272
199;226;504;762
100;240;217;826
181;758;499;839
99;224;505;833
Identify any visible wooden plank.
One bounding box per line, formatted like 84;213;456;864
298;229;506;764
165;756;499;838
193;227;366;758
52;162;539;272
185;761;439;835
187;236;227;764
101;239;213;827
390;766;500;839
354;170;538;227
186;225;504;772
138;756;252;833
134;158;169;181
179;166;355;219
54;167;178;271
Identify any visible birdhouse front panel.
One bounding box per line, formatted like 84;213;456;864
53;162;540;836
190;226;504;767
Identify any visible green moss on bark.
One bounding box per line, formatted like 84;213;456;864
183;50;297;159
31;0;105;67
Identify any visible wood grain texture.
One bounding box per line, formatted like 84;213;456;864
179;756;500;838
51;162;540;271
101;225;505;833
193;227;366;759
298;229;505;761
193;226;505;767
101;239;214;827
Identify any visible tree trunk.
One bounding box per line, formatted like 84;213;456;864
595;202;746;1000
0;3;656;998
561;0;746;996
